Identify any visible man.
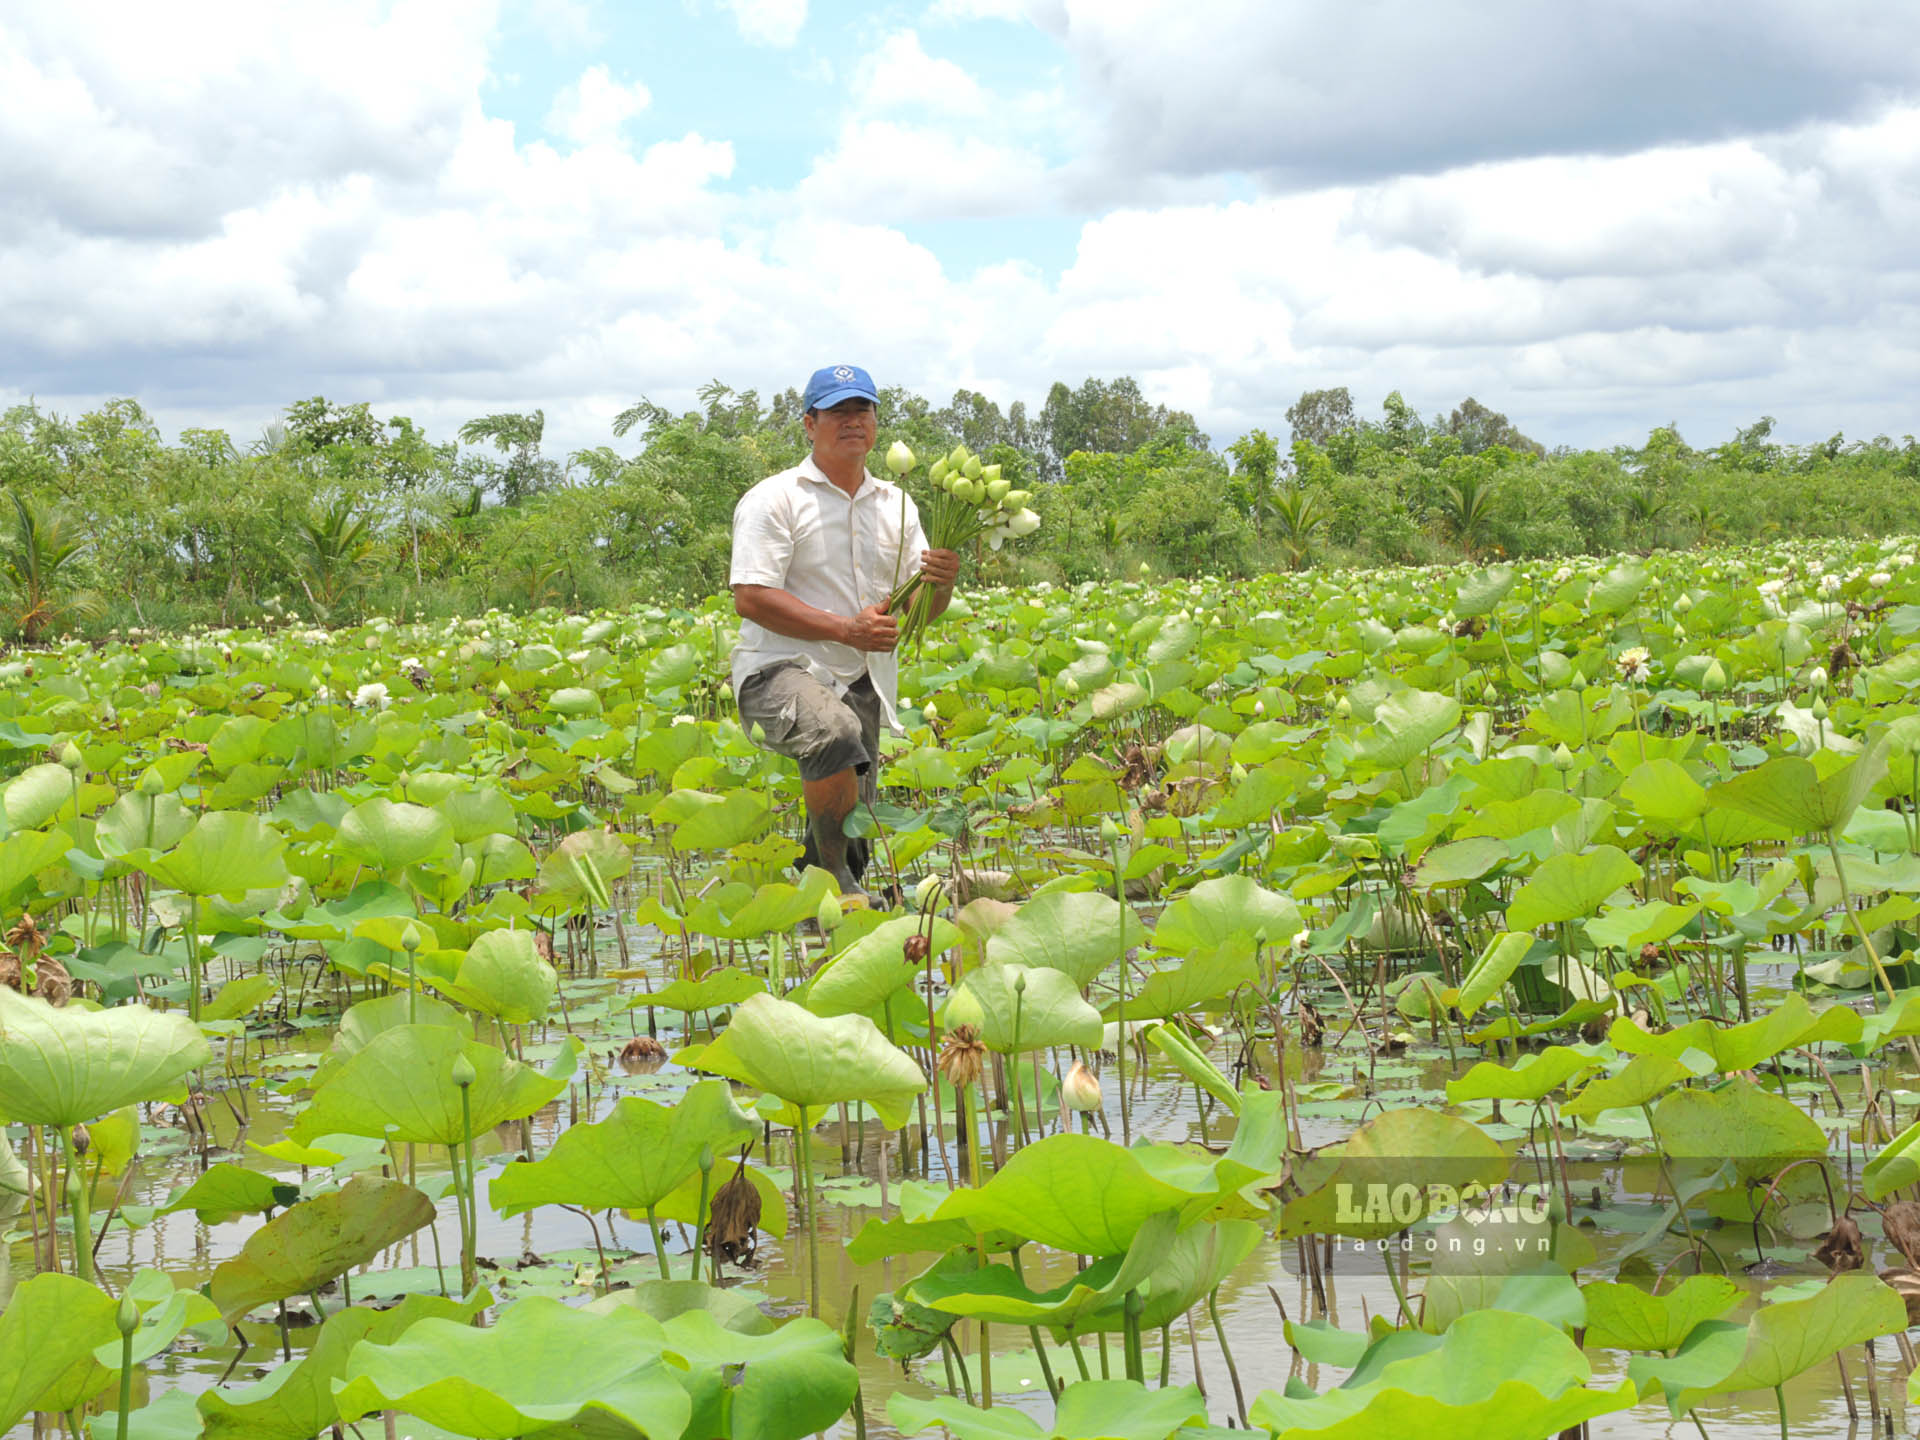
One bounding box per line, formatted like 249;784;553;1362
730;364;961;900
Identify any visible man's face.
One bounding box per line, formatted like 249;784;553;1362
805;398;877;464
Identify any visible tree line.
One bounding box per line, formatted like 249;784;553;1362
1;380;1915;639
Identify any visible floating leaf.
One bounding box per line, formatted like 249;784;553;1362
209;1175;435;1322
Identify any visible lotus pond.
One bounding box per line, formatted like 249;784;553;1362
12;542;1920;1439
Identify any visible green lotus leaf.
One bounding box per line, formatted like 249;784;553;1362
200;973;279;1023
660;789;772;852
1506;845;1642;931
159;1162;301;1224
2;762;80;830
1444;1045;1601;1104
209;1175;435;1322
1280;1107;1510;1240
946;962;1101;1052
1356;689;1461;771
693;993;926;1127
649;1156;789;1239
1413;837;1508;889
143;811;289;897
538;825;633;897
1650;1077;1825;1181
658;1309;858;1440
1454;565;1515;618
332;1296;691;1439
434;785;519;844
290;1025;576;1147
1250;1308;1636;1439
1609;993;1861;1072
424;927;556;1023
1453;931;1535;1018
585;1280;774;1334
0;1272;117;1430
199;1290;488;1440
893;1380;1209;1440
928;1134;1193;1255
986;890;1148;989
1865;1112;1920;1199
1561;1053;1695;1119
1706;736;1890;837
1106;947;1258;1022
491;1079;757;1217
95;790;194;860
0;989;210;1126
1581;1275;1744;1353
808;915;962;1017
910;1211;1176;1329
1631;1274;1906;1417
333;798;455;872
1152;874;1302;955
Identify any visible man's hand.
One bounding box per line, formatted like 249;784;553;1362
920;548;961;588
842;604;899;653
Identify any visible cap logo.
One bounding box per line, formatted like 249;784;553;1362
833;366;854;381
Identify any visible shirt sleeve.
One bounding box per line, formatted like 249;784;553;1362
902;491;930;568
729;480;793;589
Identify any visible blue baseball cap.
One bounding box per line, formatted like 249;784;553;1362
803;364;878;411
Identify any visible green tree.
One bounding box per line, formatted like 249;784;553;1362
0;491;102;641
459;410;557;505
1286;387;1356;448
1226;428;1281;533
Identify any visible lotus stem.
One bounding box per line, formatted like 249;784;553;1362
645;1204;670;1282
61;1125;92;1286
1011;1246;1061;1399
1109;830;1130;1146
1123;1288;1145;1382
114;1295;137;1440
1774;1382;1787;1440
796;1115;822;1316
1208;1287;1248;1423
690;1147;714;1283
960;1082;991;1406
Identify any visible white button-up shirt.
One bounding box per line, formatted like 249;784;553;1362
729;454;928;733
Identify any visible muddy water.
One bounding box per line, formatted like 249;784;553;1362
7;941;1915;1439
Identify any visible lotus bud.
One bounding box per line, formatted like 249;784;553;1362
1702;659;1728;693
1062;1061;1102;1112
402;925;423;955
914;874;946;911
59;741;84;773
1005;490;1031;509
1811;694;1830;721
980;464;1002;483
698;1144;715;1176
1013;969;1027;996
1673;622;1687;642
1481;683;1498;706
1552;742;1575;771
962;456;984;481
1334;695;1352;719
116;1291;140;1338
1137;561;1152;578
948;445;969;470
1061;674;1080;695
929;457;950;485
817;891;843;933
986;478;1011;503
1100;816;1122;847
886;440;915;476
137;767;166;797
1809;665;1829;690
494;680;511;699
451;1053;477;1088
1675;593;1693;614
922;698;939;722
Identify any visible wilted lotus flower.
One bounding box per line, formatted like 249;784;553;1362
938;1023;987;1092
886;441;915;476
1062;1061;1103;1112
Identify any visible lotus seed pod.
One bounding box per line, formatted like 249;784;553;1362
1062;1061;1103;1112
885;440;915;476
451;1053;478;1088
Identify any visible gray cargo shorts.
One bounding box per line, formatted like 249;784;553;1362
737;661;881;803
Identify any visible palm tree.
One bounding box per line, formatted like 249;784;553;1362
1438;472;1500;558
293;495;376;620
1269;487;1329;571
1625;486;1671;548
0;492;103;642
1684;500;1726;548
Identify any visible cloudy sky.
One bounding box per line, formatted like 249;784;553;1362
4;0;1918;458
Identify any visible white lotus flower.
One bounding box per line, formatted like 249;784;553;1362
353;682;391;710
1007;508;1041;538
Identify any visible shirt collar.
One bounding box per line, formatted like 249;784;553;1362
797;454;881;501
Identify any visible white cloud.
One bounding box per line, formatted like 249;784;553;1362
545;65;651;148
853;31;986;116
924;0;1033;24
3;0;1919;462
716;0;806;48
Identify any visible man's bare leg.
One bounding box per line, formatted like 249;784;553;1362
802;767;864;896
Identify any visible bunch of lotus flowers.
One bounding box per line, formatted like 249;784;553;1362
882;440;1041;648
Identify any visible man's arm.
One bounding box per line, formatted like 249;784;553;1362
732;585;898;652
